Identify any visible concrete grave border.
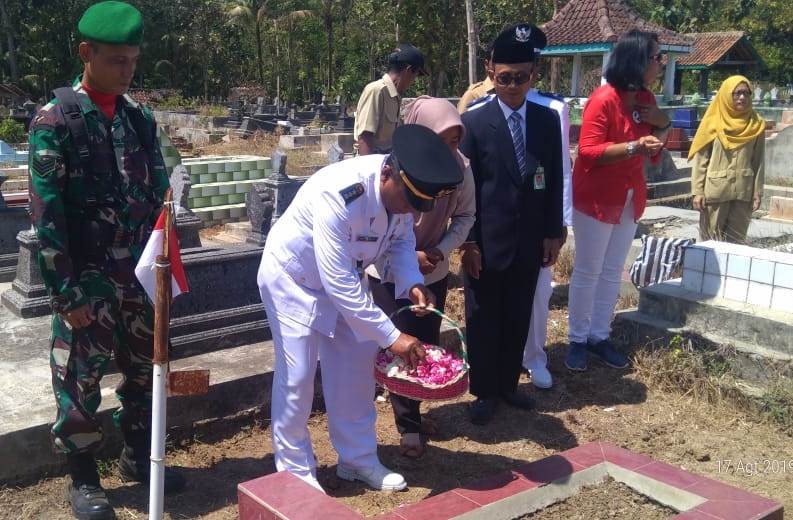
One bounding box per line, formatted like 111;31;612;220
237;441;783;520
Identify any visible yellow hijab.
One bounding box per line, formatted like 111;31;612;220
688;75;765;160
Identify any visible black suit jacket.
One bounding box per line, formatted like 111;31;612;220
460;96;564;271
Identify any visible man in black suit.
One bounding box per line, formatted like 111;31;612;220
459;23;564;425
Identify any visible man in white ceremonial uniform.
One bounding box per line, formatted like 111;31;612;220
257;124;463;493
521;84;573;389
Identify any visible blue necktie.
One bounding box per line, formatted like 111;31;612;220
509;111;527;179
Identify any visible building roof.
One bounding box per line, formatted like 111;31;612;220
676;31;762;69
0;84;28;98
542;0;692;52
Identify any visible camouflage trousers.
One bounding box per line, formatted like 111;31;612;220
50;247;154;455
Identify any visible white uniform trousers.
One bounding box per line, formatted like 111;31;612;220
568;193;637;344
259;279;381;486
522;266;552;371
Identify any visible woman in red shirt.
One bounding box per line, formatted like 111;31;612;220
566;30;669;372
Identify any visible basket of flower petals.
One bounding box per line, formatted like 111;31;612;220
375;306;468;402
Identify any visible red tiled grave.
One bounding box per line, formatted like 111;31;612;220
237;442;782;520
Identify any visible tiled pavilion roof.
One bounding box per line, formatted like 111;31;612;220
677;32;761;69
542;0;692;50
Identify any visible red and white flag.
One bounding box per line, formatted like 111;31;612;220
135;208;189;302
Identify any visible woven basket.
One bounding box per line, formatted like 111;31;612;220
374;306;468;402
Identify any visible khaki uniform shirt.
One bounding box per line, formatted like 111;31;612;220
457;77;494;113
354;74;400;152
691;136;765;203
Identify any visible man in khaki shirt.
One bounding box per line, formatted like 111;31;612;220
457;76;494;114
457;44;495;113
355;44;426;155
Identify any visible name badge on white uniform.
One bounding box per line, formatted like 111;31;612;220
533;166;546;190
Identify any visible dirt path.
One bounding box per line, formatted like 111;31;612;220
2;310;791;519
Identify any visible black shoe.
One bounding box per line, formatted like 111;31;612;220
66;454;115;520
500;390;535;410
469;398;497;425
118;441;186;494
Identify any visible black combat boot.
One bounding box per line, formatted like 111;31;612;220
118;431;186;494
66;453;115;520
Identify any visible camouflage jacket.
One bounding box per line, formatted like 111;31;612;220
28;81;169;313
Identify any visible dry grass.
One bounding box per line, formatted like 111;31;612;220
631;334;793;432
633;335;741;404
198;132;327;177
199;131;280;157
615;291;639;310
553;243;575;284
766;176;793;188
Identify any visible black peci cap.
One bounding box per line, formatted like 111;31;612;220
388;44;427;75
391;125;463;212
491;23;547;64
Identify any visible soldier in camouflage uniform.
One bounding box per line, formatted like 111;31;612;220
28;2;184;518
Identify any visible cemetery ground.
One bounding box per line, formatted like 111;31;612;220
2;140;792;518
2;284;792;519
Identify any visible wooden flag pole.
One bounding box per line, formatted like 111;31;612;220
150;188;173;520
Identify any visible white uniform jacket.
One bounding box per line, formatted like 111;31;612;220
259;154;424;347
526;89;573;226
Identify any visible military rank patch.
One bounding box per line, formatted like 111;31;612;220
32;153;58;178
339;182;365;205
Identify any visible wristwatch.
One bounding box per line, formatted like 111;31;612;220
626;141;638;157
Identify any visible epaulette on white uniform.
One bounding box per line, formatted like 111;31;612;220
526;89;566;112
465;93;496;112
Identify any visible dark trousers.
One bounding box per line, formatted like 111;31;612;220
369;275;449;434
465;258;540;399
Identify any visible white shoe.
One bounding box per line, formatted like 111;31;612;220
336;462;407;491
529;366;553;389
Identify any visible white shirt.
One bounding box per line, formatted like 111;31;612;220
526;89;573;226
259;154;423;347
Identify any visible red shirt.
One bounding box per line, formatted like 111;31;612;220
81;81;118;121
573;84;662;224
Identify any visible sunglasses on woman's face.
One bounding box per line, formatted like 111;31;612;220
732;90;752;99
494;72;531;87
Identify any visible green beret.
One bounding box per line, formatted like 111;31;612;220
78;1;144;46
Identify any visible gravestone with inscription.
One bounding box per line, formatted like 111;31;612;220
245;183;274;246
261;150;308;228
170;164;202;249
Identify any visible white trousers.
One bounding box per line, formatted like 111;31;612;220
259;271;380;485
522;266;552;370
568;196;637;344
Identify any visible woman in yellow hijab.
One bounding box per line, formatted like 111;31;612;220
689;75;766;243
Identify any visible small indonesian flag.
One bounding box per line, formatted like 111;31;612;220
135;209;189;301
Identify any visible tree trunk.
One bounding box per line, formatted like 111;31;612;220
0;38;4;82
325;2;333;92
393;0;400;43
0;0;19;82
549;0;563;92
457;36;465;94
287;18;294;102
204;63;208;102
274;20;281;102
464;0;476;85
255;20;265;85
368;29;375;80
